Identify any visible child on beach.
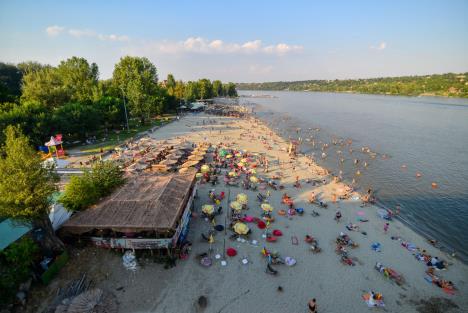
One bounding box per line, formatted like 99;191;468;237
308;298;317;313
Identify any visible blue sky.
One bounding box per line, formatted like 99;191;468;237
1;0;467;82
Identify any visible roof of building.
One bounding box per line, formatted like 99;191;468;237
0;219;31;251
62;171;196;234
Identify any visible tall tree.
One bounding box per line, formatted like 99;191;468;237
21;65;68;108
212;80;223;97
112;56;158;123
173;80;186;101
56;57;99;103
198;79;213;99
184;81;199;102
166;73;176;96
0;126;63;252
0;63;22;103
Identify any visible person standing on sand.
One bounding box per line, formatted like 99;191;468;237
384;222;389;233
308;298;317;313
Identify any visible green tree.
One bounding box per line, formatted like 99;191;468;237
0;126;63;252
0;101;53;147
21;65;68;108
0;63;22;103
184;81;199;102
224;82;237;97
166;73;176;96
59;161;124;211
112;56;158;123
53;102;102;140
212;80;223;97
198;79;213;99
56;57;99;103
173;80;186;101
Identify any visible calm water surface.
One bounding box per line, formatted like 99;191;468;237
238;91;468;262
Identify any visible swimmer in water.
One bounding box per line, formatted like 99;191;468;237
364;162;368;167
354;159;359;165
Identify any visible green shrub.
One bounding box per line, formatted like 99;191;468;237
0;237;38;306
59;161;124;211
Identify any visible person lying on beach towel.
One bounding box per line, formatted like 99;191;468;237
362;292;385;307
425;268;456;295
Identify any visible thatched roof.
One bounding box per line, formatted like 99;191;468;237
62;171;196;234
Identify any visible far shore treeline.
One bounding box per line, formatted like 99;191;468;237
0;57;237;147
237;72;468;98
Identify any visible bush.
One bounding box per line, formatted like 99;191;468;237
0;237;39;306
59;161;124;211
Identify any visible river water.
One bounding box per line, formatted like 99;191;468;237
237;90;468;263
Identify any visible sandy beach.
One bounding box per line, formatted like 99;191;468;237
28;112;468;313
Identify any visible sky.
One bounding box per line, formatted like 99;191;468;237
1;0;467;82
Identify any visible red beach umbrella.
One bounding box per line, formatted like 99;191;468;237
227;248;237;257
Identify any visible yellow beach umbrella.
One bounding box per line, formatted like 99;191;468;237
250;176;259;183
241;158;248;163
202;204;214;215
261;203;274;212
195;173;203;179
200;164;210;173
249;168;257;174
228;171;237;177
226;154;233;159
233;222;249;235
230;201;242;211
235;153;242;157
181;160;199;168
236;193;248;205
188;155;204;161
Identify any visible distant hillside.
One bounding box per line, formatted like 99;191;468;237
237;73;468;98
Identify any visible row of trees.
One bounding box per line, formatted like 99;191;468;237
236;73;468;98
0;57;237;146
165;75;237;102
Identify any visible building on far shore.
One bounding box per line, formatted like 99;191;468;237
61;170;197;250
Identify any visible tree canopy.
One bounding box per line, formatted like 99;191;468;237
236;73;468;98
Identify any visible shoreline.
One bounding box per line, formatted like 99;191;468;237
28;112;468;313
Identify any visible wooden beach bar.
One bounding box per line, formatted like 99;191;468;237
61;171;197;249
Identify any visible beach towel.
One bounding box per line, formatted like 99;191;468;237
291;236;299;245
371;242;382;252
272;229;283;236
362;293;385;307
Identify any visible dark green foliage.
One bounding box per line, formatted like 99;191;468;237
0;237;39;306
59;161;124;211
53;102;102;140
40;251;69;285
0;63;22;103
237;73;468;98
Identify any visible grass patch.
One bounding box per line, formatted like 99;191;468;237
76;116;174;153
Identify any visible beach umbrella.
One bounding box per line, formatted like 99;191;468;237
202;204;214;215
241;158;248;163
200;164;210;173
261;203;273;212
228;171;237;177
181;160;199;168
236;193;248;205
63;289;118;313
226;248;237;257
179;167;189;173
233;222;249;235
226;154;233;159
219;149;227;157
237;162;245;168
235;153;242;157
195;173;203;179
249;168;257;174
188;155;204;161
160;159;178;165
230;201;242;211
250;176;259;183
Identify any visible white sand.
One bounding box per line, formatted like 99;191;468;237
32;113;467;313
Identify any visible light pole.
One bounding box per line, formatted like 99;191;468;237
120;88;130;132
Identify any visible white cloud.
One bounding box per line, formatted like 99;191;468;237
46;26;129;42
370;41;387;50
46;25;65;37
151;37;302;56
